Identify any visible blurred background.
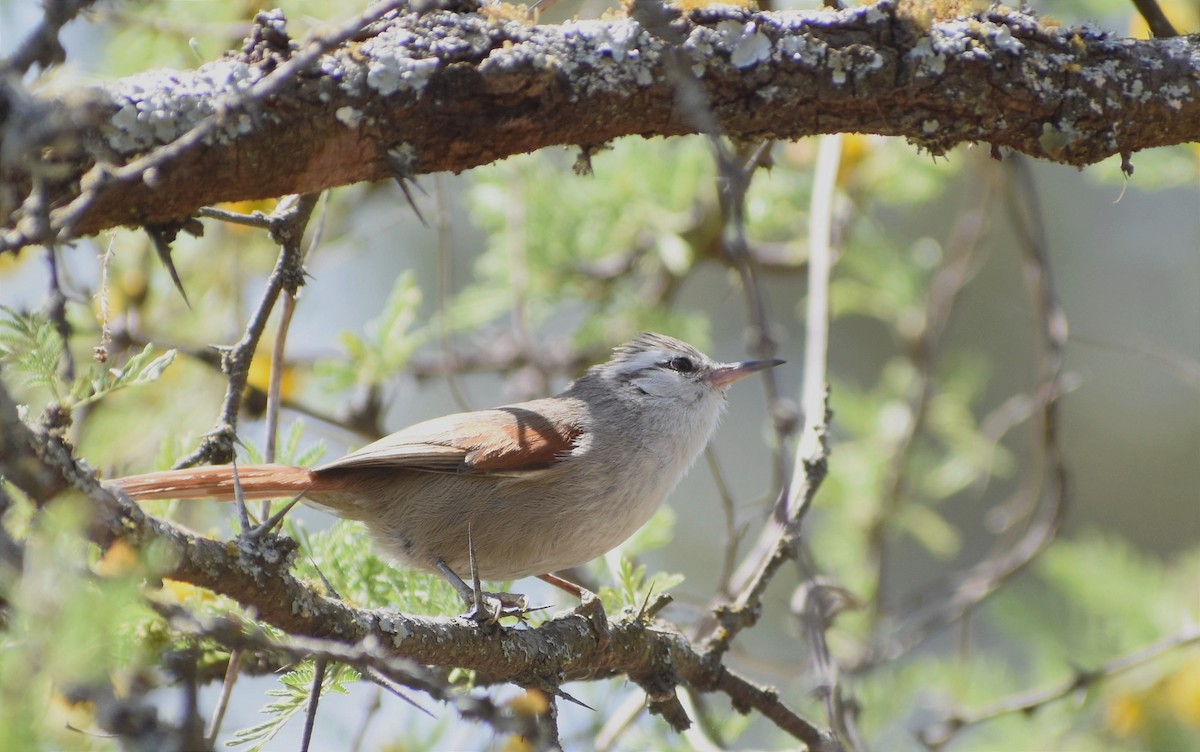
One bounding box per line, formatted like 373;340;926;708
2;0;1198;750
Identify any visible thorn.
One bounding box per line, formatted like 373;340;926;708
144;224;192;308
393;177;428;226
309;557;341;601
230;456;251;533
247;491;305;539
552;686;594;712
636;582;657;622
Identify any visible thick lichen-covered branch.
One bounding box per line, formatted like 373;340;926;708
3;0;1197;251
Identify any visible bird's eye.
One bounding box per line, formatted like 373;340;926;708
666;356;695;373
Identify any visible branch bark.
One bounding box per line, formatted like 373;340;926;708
3;0;1198;251
0;380;830;749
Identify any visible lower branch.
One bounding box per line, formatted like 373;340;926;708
0;381;829;747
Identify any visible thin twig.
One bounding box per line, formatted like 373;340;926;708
919;626;1200;747
710;666;831;751
435;173;473;412
173;194;317;469
1;0;100;75
850;156;1071;674
702;134;840;657
94;236;115;362
594;689;647;752
299;657;328;752
45;246;76;382
1130;0;1179;38
51;1;403;244
705;447;745;597
195;205;277;229
205;649;243;743
788;134;859;750
865;186;995;630
262;279;298;519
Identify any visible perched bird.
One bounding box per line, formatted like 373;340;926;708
111;333;782;618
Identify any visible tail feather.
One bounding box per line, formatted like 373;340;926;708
109;464;317;502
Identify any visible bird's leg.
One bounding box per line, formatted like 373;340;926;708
433;558;526;625
538;572;610;648
467;522;487;621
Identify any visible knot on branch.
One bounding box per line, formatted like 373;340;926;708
232;532;299;586
243;9;296;71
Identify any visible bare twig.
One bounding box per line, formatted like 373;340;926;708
94;236;115;362
205;649;243;744
1;0;100;75
865;183;995;629
850;156;1070;673
919;626;1200;747
45;245;76;381
434;174;473;412
265;293;296;465
1130;0;1179;38
788;134;858;750
705;447;747;597
700;133;840;660
48;1;404;245
195;205;278;229
299;657;328;752
711;667;832;750
172;194;317;469
594;689;648;752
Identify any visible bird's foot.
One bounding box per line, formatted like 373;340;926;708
463;590;529;626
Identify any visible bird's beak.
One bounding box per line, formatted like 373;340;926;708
708;358;785;388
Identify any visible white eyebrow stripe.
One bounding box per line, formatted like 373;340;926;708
609;349;665;376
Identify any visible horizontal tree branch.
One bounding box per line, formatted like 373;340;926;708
3;0;1198;251
0;381;831;749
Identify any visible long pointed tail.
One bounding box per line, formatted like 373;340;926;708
109;464;317;502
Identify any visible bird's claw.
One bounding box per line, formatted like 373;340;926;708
464;590;529;626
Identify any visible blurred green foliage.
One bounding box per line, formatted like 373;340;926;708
2;0;1199;749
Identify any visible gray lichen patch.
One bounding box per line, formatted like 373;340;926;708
87;0;1200;203
106;60;265;153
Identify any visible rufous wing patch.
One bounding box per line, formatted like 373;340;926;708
461;408;582;472
313;403;584;476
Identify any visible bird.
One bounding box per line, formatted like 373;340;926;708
110;333;782;620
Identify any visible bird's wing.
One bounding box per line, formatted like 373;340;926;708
313;400;588;477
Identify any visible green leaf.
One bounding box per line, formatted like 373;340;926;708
71;345;177;408
599;555;684;612
229;661;358;751
0;306;65;401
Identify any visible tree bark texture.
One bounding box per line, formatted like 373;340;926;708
3;0;1197;250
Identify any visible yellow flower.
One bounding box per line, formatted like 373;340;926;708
246;351;298;402
1165;655;1200;729
215;199;278;235
1106;691;1147;737
94;540;140;576
160;578;216;605
508;688;551;716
